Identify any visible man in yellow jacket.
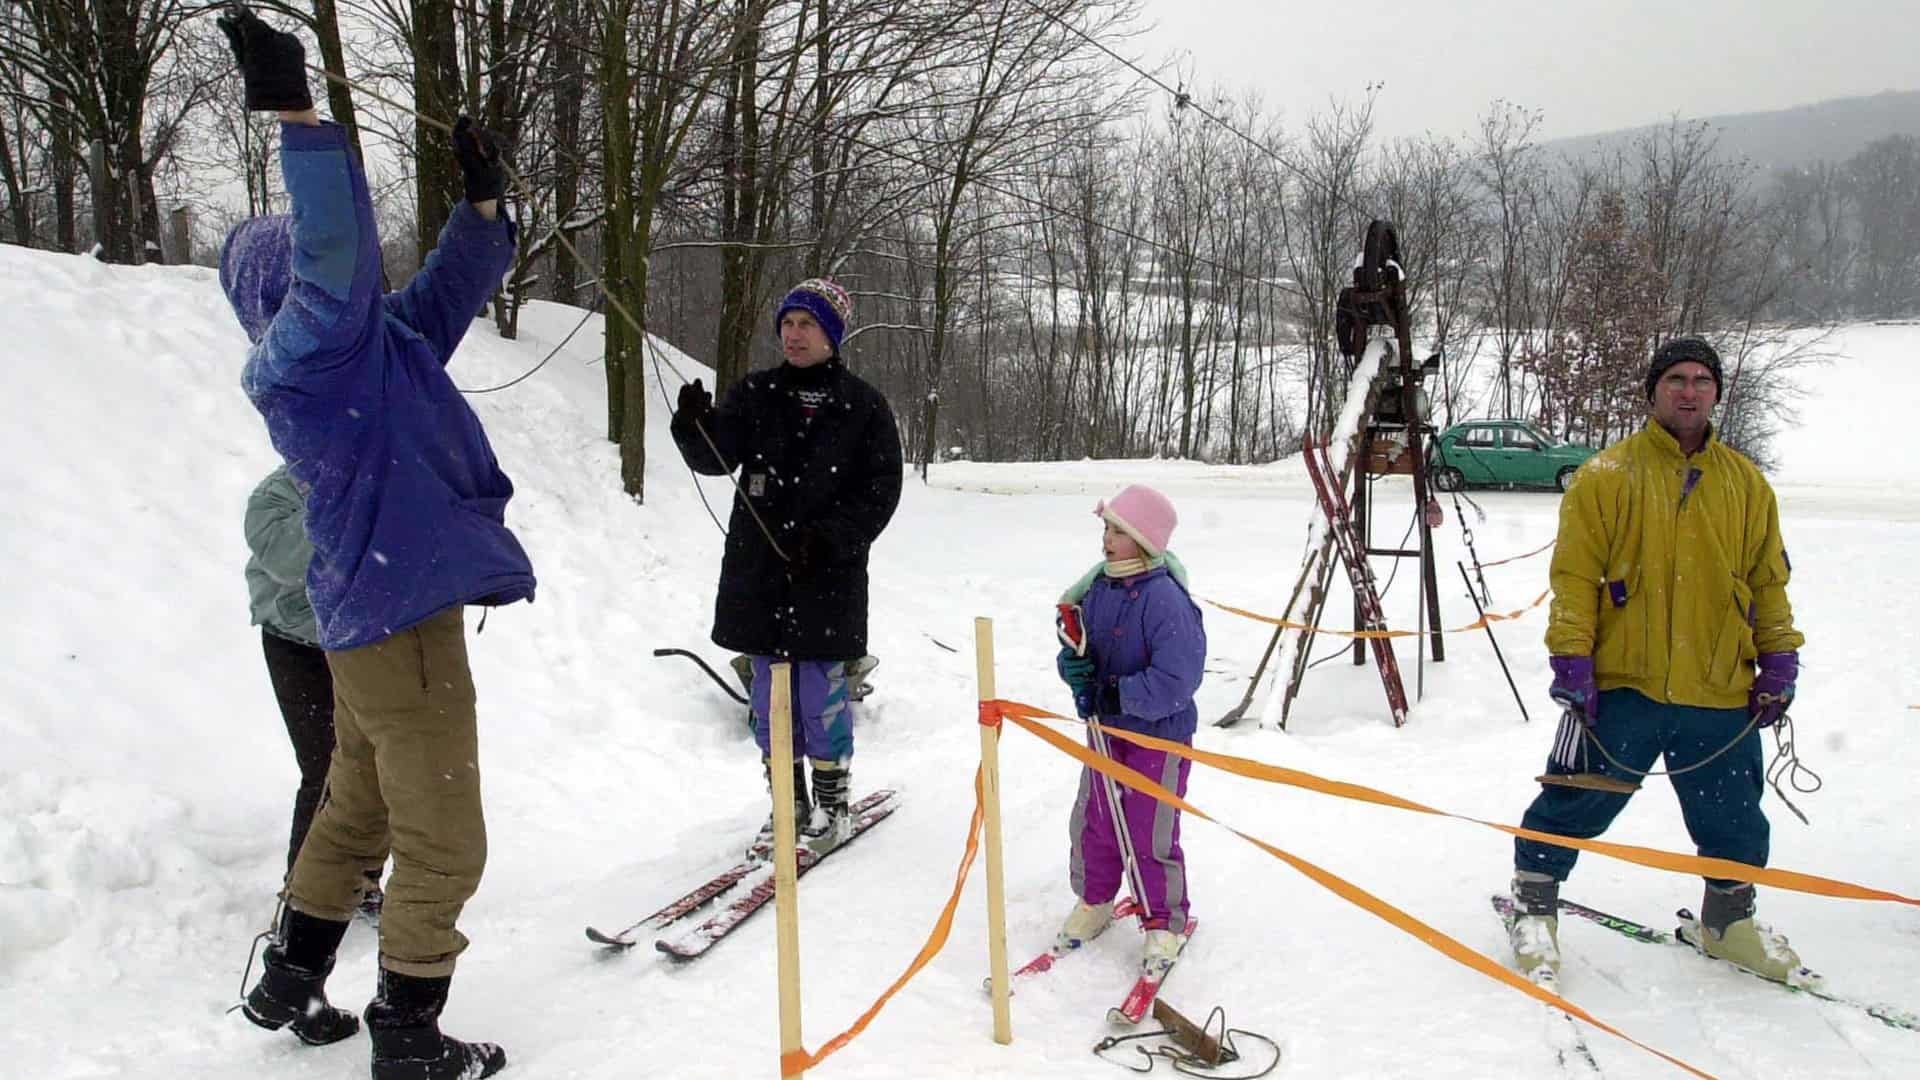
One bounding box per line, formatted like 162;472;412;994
1506;338;1807;986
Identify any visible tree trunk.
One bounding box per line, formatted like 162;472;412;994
548;0;584;304
309;0;365;159
51;88;76;252
0;108;28;245
601;0;634;447
412;0;462;263
712;4;759;393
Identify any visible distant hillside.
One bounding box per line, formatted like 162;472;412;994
1544;89;1920;171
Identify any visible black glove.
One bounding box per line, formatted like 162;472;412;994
451;116;507;204
675;379;713;425
217;6;314;113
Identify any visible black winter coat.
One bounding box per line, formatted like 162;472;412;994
671;358;903;660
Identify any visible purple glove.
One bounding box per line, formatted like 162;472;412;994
1548;655;1598;722
1750;651;1797;728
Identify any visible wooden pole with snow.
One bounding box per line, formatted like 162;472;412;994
975;617;1013;1043
768;662;806;1077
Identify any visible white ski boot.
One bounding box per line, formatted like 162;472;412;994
1053;900;1115;953
1508;871;1562;982
1691;883;1818;987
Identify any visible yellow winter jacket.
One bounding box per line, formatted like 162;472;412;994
1545;419;1803;709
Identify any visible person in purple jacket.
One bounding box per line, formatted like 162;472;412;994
1053;484;1205;976
216;9;523;1078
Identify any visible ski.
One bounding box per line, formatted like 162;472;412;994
1106;920;1197;1026
654;791;899;962
1491;896;1600;1075
982;898;1142;992
587;790;896;950
1497;894;1920;1034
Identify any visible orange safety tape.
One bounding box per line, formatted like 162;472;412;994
991;699;1920;907
978;699;1004;729
1479;537;1557;568
1000;707;1712;1077
1203;589;1550;640
780;756;989;1076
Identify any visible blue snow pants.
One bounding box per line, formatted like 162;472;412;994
1514;687;1768;888
748;656;855;764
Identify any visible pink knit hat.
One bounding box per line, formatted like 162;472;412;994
1095;484;1178;556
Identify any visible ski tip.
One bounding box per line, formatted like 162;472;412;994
586;927;636;950
654;938;702;963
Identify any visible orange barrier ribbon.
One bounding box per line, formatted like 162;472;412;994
1479;538;1557;568
992;701;1713;1077
1203;589;1550;640
779;764;988;1076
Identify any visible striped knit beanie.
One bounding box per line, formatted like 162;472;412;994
773;278;853;354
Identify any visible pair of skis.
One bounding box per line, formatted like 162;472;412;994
1494;894;1920;1049
586;789;897;961
990;898;1198;1025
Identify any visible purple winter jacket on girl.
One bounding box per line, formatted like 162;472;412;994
1077;566;1206;740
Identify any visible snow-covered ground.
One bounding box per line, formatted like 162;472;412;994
4;241;1918;1078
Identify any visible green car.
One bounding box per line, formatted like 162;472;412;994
1429;420;1597;493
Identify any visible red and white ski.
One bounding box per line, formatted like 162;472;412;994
1106;919;1197;1025
654;791;899;962
587;790;896;950
983;898;1142;992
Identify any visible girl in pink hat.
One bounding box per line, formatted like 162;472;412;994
1052;484;1206;978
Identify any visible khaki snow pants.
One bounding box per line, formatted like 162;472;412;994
286;606;487;978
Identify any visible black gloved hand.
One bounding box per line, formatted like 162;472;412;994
217;6;314;113
676;378;713;424
451;116;507;204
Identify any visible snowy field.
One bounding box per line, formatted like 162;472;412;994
3;242;1919;1079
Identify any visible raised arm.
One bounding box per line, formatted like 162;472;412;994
219;9;380;382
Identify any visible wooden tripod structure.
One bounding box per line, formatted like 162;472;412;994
1216;220;1445;730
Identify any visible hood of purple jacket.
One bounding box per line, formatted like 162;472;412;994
219;214;295;344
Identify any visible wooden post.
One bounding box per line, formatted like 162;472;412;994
974;617;1013;1044
169;207;191;266
768;662;806;1078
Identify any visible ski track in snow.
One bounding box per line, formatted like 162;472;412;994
4;244;1919;1078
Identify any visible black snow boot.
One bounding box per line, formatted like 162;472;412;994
750;757;812;857
243;908;360;1045
364;969;506;1080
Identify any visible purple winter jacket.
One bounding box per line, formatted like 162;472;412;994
1078;566;1206;740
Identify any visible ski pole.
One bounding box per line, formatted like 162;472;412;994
1059;603;1153;924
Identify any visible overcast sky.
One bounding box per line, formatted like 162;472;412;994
1133;0;1920;143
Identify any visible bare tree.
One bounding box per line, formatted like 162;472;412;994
898;0;1140;478
600;0;731;496
1469;100;1544;419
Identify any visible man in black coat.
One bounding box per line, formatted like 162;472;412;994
672;278;903;851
